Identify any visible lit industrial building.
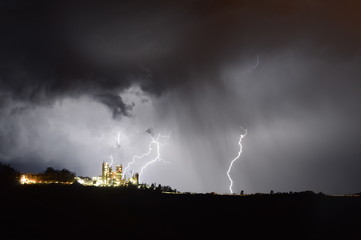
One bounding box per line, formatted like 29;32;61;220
75;161;139;187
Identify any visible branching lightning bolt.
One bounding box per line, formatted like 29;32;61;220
138;133;170;179
227;127;247;194
123;132;170;180
123;140;153;179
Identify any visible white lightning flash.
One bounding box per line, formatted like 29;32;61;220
227;127;247;194
109;155;114;167
123;132;170;180
114;131;123;148
247;54;259;72
123;140;153;179
138;133;170;178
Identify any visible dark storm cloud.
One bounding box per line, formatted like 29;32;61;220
145;128;153;135
0;0;142;116
1;0;359;105
95;94;134;118
1;0;360;101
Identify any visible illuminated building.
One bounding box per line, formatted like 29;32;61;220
102;161;109;184
132;173;139;185
19;174;73;185
75;161;139;187
19;160;139;187
115;165;123;185
20;174;38;184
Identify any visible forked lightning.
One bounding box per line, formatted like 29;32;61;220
124;132;170;181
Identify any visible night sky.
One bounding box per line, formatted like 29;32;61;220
1;0;361;194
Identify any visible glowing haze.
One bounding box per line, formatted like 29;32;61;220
1;1;361;194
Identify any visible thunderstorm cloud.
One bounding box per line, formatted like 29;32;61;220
1;0;361;193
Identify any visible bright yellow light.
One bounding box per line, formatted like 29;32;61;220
19;175;38;184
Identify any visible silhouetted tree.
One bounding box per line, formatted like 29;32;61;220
0;163;20;187
240;190;244;195
161;185;176;192
156;184;162;192
139;183;147;190
40;167;75;182
270;190;274;195
44;167;55;175
317;192;325;197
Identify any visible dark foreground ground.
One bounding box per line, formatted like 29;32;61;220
1;185;360;239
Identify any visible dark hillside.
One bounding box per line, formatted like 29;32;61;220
1;186;361;239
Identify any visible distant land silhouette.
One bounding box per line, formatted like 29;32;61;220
1;162;360;239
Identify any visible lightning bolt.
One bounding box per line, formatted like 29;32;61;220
109;131;123;168
123;132;170;181
114;131;123;148
247;54;259;72
109;155;114;167
123;140;153;179
138;133;170;179
227;127;247;194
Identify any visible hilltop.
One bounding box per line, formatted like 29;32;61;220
1;184;361;239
